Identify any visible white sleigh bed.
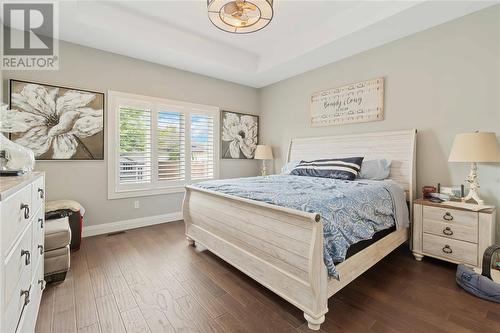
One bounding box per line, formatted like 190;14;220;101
183;129;417;330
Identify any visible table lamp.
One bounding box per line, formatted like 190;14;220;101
448;132;500;204
254;145;273;176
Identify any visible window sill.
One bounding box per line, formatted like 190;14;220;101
108;186;186;200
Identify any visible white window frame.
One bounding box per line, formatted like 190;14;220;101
107;90;220;199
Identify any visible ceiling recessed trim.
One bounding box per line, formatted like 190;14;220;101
51;1;497;88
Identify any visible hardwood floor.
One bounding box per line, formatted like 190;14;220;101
36;221;500;333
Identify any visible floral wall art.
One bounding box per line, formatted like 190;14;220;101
221;111;258;159
3;80;104;160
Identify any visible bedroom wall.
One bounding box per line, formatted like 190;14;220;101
1;41;260;228
259;6;500;240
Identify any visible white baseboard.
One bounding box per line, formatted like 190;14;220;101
82;211;183;237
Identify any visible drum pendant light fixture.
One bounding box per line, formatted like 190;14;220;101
207;0;274;33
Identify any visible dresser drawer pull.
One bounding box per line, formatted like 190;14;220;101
39;218;44;228
38;188;44;199
442;227;454;236
443;212;453;221
20;289;30;306
38;279;46;291
38;244;44;255
20;203;30;219
21;249;31;265
442;245;453;254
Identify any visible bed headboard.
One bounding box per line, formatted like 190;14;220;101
287;129;417;202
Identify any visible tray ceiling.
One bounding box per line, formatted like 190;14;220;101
56;0;497;87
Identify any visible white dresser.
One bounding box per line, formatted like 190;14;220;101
0;173;45;333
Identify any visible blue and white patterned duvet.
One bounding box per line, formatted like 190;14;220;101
193;175;408;279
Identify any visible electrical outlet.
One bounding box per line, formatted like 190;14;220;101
134;200;140;209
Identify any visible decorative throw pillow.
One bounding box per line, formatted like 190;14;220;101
358;159;392;180
290;157;364;180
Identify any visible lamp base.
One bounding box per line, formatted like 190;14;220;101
261;160;267;176
462;188;484;205
462;162;484;205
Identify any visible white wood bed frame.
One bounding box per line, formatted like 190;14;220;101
183;129;417;330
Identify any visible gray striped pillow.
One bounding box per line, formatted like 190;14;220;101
290;157;364;180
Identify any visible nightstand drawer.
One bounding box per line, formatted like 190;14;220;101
423;206;477;227
423;233;477;265
423;219;477;243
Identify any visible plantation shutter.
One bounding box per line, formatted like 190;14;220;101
157;111;185;181
118;106;152;184
190;114;214;180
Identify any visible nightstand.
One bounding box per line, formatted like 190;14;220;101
412;199;496;267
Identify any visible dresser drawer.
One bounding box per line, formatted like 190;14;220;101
1;185;32;256
19;261;45;333
423;233;477;266
423;206;477;227
3;224;32;308
32;208;45;271
423;218;477;243
3;265;31;333
31;177;45;217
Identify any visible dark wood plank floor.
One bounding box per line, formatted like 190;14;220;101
36;221;500;333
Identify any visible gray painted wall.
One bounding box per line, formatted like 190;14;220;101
259;7;500;240
2;42;260;227
2;6;499;240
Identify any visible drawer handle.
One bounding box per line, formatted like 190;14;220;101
38;244;44;255
39;218;44;229
442;245;453;254
38;188;44;199
442;227;454;236
20;203;30;219
38;279;46;291
21;249;31;265
443;212;453;221
20;289;30;306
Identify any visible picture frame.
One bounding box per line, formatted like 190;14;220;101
440;184;466;200
7;79;105;160
220;110;259;159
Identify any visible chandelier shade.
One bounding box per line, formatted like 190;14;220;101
207;0;274;34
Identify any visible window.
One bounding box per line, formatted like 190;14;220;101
108;91;219;199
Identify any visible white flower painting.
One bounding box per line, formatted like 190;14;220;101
2;80;104;160
221;111;258;159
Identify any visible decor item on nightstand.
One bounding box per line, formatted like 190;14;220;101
221;110;259;159
412;199;496;267
254;145;273;176
4;79;104;160
448;131;500;205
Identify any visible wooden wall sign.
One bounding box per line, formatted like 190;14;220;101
310;77;384;127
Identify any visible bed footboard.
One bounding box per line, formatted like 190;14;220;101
183;186;328;329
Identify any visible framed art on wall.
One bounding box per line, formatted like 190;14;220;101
310;77;384;127
5;79;105;160
221;110;259;159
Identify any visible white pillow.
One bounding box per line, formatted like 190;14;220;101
358;159;391;180
281;160;300;174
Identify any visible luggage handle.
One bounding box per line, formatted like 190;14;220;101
482;244;500;280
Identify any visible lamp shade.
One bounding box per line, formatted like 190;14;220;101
448;132;500;162
254;145;273;160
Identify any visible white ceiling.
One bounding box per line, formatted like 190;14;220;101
56;0;497;87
